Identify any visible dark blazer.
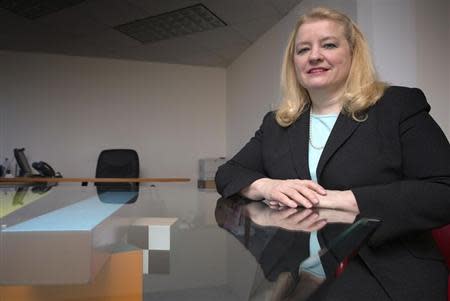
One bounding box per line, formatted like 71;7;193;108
215;86;450;300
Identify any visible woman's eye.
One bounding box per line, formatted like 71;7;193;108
323;43;337;49
296;48;309;55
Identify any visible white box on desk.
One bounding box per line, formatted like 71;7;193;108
198;157;226;180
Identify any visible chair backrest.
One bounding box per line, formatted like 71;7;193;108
95;149;139;189
432;224;450;269
432;225;450;301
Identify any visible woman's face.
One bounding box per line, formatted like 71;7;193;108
293;19;352;95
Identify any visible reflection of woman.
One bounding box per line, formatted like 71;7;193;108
215;6;450;300
245;203;357;231
215;197;310;296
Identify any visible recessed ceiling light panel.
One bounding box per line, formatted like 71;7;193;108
115;3;227;43
0;0;86;20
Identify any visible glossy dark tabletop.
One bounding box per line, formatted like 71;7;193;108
0;183;378;300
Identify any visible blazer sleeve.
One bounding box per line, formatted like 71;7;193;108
352;88;450;246
215;112;274;199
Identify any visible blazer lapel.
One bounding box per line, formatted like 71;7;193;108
287;111;311;180
316;113;360;180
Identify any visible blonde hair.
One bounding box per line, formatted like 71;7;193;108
276;7;387;126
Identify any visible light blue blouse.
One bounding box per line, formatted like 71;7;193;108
300;113;338;277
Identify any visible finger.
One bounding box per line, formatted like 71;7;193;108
268;201;285;210
282;207;300;216
273;192;298;208
283;187;315;208
296;186;320;205
273;207;298;219
306;181;327;195
292;193;315;209
286;182;321;205
292;212;319;231
268;203;279;210
300;212;321;226
271;183;315;208
308;219;328;231
293;180;327;195
280;187;315;208
290;208;314;223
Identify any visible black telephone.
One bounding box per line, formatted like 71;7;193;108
32;161;61;177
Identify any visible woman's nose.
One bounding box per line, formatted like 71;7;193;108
308;47;323;62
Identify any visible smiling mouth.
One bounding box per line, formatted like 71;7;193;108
308;68;329;74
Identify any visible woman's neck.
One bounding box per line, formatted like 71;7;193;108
309;89;344;115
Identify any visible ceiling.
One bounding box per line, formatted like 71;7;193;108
0;0;302;67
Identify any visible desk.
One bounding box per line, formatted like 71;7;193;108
0;184;378;301
0;177;191;184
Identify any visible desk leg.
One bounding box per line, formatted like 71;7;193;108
0;249;143;301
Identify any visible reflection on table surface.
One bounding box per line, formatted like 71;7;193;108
0;183;379;301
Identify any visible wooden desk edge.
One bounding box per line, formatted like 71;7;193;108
0;177;191;183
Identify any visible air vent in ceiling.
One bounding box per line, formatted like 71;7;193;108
0;0;86;20
115;3;227;44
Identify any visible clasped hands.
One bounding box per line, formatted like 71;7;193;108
242;178;359;213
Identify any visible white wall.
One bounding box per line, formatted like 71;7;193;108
357;0;450;138
415;0;450;136
357;0;417;87
0;51;226;181
226;0;357;156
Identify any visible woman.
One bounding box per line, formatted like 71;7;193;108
215;7;450;301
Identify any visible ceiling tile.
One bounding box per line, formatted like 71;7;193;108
0;31;75;53
117;35;202;62
36;3;110;36
201;0;278;24
187;26;250;51
231;14;280;41
126;0;199;16
266;0;303;16
48;38;117;57
0;8;11;16
0;9;55;35
0;0;86;20
82;0;150;27
77;29;142;50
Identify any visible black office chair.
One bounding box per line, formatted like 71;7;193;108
94;149;140;191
